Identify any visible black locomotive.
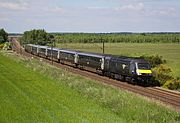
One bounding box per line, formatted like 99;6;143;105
25;44;152;85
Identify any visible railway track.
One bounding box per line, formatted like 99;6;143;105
10;38;180;111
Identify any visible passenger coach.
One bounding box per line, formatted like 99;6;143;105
77;52;105;74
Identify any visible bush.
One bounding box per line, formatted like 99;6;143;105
163;78;180;90
0;43;4;49
141;55;180;90
140;55;166;68
3;42;11;50
152;64;173;86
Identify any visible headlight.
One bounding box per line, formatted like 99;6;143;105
137;72;142;75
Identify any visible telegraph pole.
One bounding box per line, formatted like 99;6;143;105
101;36;104;54
103;38;104;54
51;40;53;65
51;38;55;65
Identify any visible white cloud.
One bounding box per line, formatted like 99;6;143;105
115;2;144;11
150;7;177;16
87;6;106;10
0;18;10;22
45;7;65;13
0;1;28;10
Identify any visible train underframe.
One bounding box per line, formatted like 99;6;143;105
102;71;151;86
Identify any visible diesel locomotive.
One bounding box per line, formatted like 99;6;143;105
25;44;152;85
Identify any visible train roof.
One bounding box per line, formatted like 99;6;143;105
27;44;38;47
39;45;48;49
111;56;148;63
77;52;105;58
47;47;59;51
52;48;59;51
60;49;77;54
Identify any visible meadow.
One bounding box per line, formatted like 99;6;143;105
56;43;180;77
0;51;179;122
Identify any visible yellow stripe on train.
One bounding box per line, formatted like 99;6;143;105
137;69;152;74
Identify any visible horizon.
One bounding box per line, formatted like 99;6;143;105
8;31;180;34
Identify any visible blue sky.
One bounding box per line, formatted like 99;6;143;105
0;0;180;33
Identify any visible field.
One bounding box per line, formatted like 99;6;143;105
56;43;180;77
0;51;180;122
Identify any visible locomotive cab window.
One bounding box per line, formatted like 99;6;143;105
137;63;150;69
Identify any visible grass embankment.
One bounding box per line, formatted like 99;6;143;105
0;53;122;122
57;43;180;77
0;52;180;122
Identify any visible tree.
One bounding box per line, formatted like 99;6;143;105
0;28;8;43
0;36;4;43
21;29;54;45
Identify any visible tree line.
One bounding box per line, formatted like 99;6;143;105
55;33;180;44
20;29;180;45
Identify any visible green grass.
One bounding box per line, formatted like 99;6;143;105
57;43;180;77
0;52;123;123
1;51;180;123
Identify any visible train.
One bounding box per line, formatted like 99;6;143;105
25;44;152;85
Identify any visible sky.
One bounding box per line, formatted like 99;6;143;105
0;0;180;33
